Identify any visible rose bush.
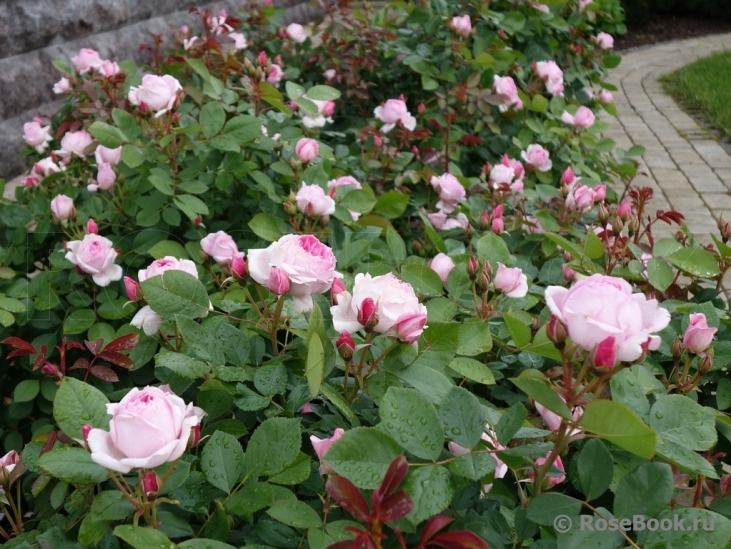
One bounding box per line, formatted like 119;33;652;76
0;0;731;547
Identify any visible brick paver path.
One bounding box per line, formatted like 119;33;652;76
604;33;731;244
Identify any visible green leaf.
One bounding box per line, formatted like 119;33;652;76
457;319;493;355
202;431;245;493
0;297;25;313
148;240;189;260
386;230;406;265
510;375;571;419
63;309;97;335
396;363;454;404
200;101;226;138
225;481;273;516
174;195;209;220
306;85;341;101
322;427;402;489
476;233;512;268
141;270;209;319
603;53;621;69
176;316;225;365
255;363;288;396
0;204;32;227
577;439;614;501
439;386;485;449
155;352;210;379
340;190;376;214
285;82;305;100
13;379;39;403
718;378;731;410
646;258;674;292
88;121;126;148
268;452;312;485
245;418;302;477
403;466;453;524
503;313;531;348
89;491;135;522
178;540;237;549
643;508;731;548
667;247;720;278
531;94;548;113
527;494;582;525
305;333;324;398
496;403;527;446
267;499;321;529
379;387;444;461
400;264;443;297
655;439;719;478
37;447;109;485
448;452;496;480
336;240;372;270
649;395;717;451
581;400;656;459
53;377;109;439
375;192;409;219
613;462;674;519
113;525;175;549
249;212;284;242
121;144;145;168
112;108;142;140
449;357;495;385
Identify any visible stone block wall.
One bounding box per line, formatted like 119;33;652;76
0;0;320;181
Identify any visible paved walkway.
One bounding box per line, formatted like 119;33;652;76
604;33;731;244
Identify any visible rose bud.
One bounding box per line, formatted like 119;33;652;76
124;277;142;302
597;203;610;224
41;363;60;378
466;257;479;280
683;313;717;354
547;315;568;349
357;297;379;331
230;254;247;281
336;331;355;361
86;219;98;234
718;215;731;242
295;138;319;163
51;194;75;220
479;210;491;231
330;278;347;305
671;338;685;359
592;336;617;372
188;424;202;449
142;472;160;496
617;199;631;221
698;352;713;374
81;424;93;442
265;267;290;295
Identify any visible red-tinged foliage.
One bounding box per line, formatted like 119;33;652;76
378;455;409;496
89;365;119;382
656;209;685;225
424;531;490;549
104;333;140;352
326;475;371;521
419;516;454;545
84;338;105;355
378;490;414;522
98;351;135;369
1;337;35;353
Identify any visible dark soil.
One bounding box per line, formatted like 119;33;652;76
615;15;731;51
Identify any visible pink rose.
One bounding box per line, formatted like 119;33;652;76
593;336;618;371
99;60;120;77
565;184;595;211
72;48;103;74
59;130;93;157
490;164;515;188
296;183;336;216
286;23;310;43
683;313;717;354
128;74;182;117
331;273;428;342
229;32;247;51
139;256;198;282
451;15;472;36
124;276;141;301
593;32;614;49
531;454;566;488
535;397;583;436
617;199;631;221
130;306;163;336
51;194;75;220
311;427;345;474
493;75;522;111
494;263;528;298
535;61;564;96
448;429;507;493
562;167;576;185
521;144;552;172
23;121;53;153
295;138;319;162
441;213;470;230
302;99;335;128
65;234;123;287
22;175;41;188
265;267;290;295
545;274;671;362
266;64;285;85
95;145;122;165
428;253;455;283
561;106;596;128
579;0;593;10
0;450;19;483
430;173;466;213
324;69;336;81
374;98;416;133
200;231;241;266
327;176;362;190
502;155;525;179
531;2;550;12
53;77;71;94
34;157;64;177
248;234;339;313
599;90;614;104
87;386;205;473
88;163;116;192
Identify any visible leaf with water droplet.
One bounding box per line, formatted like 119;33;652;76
403;465;453;524
439;386;485;449
380;387;444;461
201;431;245;493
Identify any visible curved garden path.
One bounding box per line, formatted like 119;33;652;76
605;33;731;244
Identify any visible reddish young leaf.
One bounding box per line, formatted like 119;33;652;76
420;515;454;544
428;531;489;549
98;351;135;369
326;475;371;521
69;358;90;371
66;341;84;350
84;339;105;355
1;337;35;352
104;333;140;352
7;348;36;359
40;431;59;456
32;354;48;371
379;490;414;522
90;365;119;382
379;455;409;497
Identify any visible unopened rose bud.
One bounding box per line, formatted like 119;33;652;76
86;219;98;234
562;252;574;263
284;202;298;215
257;51;268;65
597;203;610;223
357;298;379;331
336;331;355;361
331;278;346;305
617;199;631;222
613;217;624;233
124;276;142;301
479;210;491;231
265;267;290;295
81;424;93;441
142;472;160;496
698;352;713;374
628;216;640;236
188;424;201;449
319;215;330;227
417;103;426;114
547;315;568;349
41;362;60;378
592;336;617;372
719;216;731;242
560;183;571;198
374;135;382;147
412;240;423;254
194;216;202;227
671;338;685;359
230;254;247;280
476;269;490;292
466;257;479;280
562;264;575;282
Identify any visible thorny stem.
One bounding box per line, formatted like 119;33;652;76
110;472;140;510
269;294;286;356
